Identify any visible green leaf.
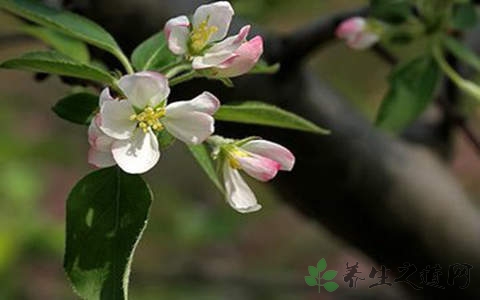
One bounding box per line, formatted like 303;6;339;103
21;25;90;63
317;258;327;273
304;276;318;287
131;32;177;71
451;3;478;30
0;50;116;84
188;144;224;193
308;266;318;277
376;55;441;132
370;0;410;24
324;281;339;292
214;102;330;134
249;60;280;75
322;270;338;281
1;0;131;72
443;35;480;72
64;167;152;300
52;92;98;125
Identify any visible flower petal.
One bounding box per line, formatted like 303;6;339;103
335;17;366;39
118;72;170;108
88;117;115;152
236;154;281;182
165;92;220;115
165;15;190;55
192;1;234;43
111;129;160;174
348;32;379;50
99;87;115;106
99;100;136;140
212;35;263;77
223;163;262;213
162;111;215;145
241;140;295;171
88;147;116;168
192;25;250;70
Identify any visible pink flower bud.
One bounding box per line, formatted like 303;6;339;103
336;17;379;50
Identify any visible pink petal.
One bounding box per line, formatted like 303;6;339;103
213;35;263;77
335;17;366;39
88;147;116;168
88;118;115;152
236;154;281;182
241;140;295;171
165;15;190;55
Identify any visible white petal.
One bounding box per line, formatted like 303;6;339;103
118;72;170;108
193;1;234;43
165;15;190;55
111;129;160;174
88;118;115;152
162;111;215;145
99;87;115;107
241;140;295;171
165;92;220;115
236;154;280;182
99;100;136;140
88;147;116;168
223;163;261;213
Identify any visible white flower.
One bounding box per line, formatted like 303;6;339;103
164;1;263;77
93;71;220;174
221;139;295;213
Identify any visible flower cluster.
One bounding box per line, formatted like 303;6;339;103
87;1;294;213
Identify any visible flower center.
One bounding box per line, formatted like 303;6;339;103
189;19;218;54
227;148;250;169
129;106;166;133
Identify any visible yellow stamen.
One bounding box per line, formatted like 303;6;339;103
227;147;250;169
131;106;166;133
189;19;218;54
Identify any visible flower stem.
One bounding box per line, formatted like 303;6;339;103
166;64;193;78
432;42;480;103
116;51;134;74
169;70;197;86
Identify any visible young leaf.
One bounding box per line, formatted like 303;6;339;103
0;51;116;84
52;92;98;125
322;270;338;281
324;281;339;292
214;102;330;134
317;258;327;273
64;167;152;300
249;60;280;75
304;276;318;287
1;0;131;72
131;32;177;71
21;25;90;63
376;55;441;132
451;3;478;30
188;144;224;193
308;266;318;277
370;0;410;24
443;35;480;72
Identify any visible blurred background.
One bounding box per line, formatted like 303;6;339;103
0;0;479;299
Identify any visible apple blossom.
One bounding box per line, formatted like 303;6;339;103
336;17;380;50
164;1;263;77
94;71;220;174
221;139;295;213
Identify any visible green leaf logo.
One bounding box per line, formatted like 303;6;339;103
304;258;339;293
